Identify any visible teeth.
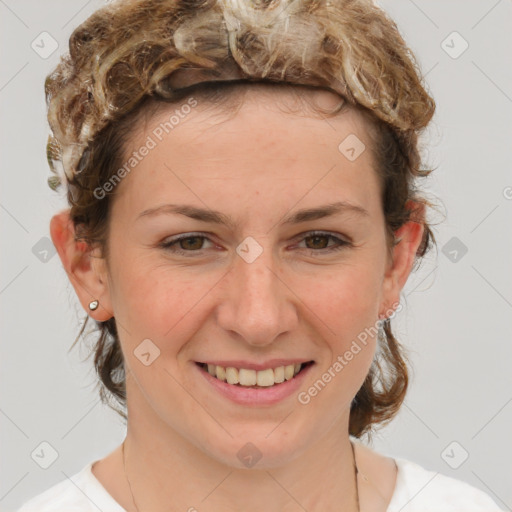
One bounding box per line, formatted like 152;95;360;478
256;368;275;387
274;366;285;383
284;364;295;381
204;363;306;387
239;368;257;386
215;366;226;382
225;367;239;385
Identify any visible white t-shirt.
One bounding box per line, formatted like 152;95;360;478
17;456;504;512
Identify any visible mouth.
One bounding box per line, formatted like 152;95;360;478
195;361;315;389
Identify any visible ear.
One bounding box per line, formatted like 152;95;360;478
379;201;425;318
49;209;113;322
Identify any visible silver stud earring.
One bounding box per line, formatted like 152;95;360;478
89;300;99;311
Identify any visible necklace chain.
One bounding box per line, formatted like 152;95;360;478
122;441;140;512
122;440;360;512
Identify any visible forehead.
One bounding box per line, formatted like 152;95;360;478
111;84;380;219
125;84;374;164
130;82;370;145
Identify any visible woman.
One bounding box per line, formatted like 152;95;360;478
18;0;504;510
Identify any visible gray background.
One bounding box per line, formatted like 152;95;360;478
1;0;511;510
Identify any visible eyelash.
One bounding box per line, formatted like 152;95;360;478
159;231;352;257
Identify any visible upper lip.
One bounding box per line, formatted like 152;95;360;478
196;359;314;371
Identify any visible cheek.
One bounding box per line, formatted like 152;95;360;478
299;266;382;408
109;255;220;348
296;259;384;400
300;260;384;335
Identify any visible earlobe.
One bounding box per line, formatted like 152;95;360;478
49;210;114;322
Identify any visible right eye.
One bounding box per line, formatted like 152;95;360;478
159;233;215;256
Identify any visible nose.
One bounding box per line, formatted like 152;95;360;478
215;243;298;347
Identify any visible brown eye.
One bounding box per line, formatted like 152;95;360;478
178;236;205;250
304;234;331;250
296;231;352;255
160;233;214;256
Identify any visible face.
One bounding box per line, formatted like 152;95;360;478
61;86;419;469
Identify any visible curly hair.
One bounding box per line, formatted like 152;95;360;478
44;0;437;438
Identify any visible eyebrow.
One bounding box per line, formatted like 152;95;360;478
136;201;369;229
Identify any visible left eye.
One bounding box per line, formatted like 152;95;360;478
296;232;350;253
159;231;351;256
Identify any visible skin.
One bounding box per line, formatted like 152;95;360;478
50;85;424;512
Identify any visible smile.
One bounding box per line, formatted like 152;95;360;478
196;361;315;388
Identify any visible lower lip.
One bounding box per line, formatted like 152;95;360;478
195;362;314;406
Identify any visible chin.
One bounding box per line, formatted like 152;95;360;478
196;424;314;470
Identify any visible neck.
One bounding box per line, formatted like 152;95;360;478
121;395;359;512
